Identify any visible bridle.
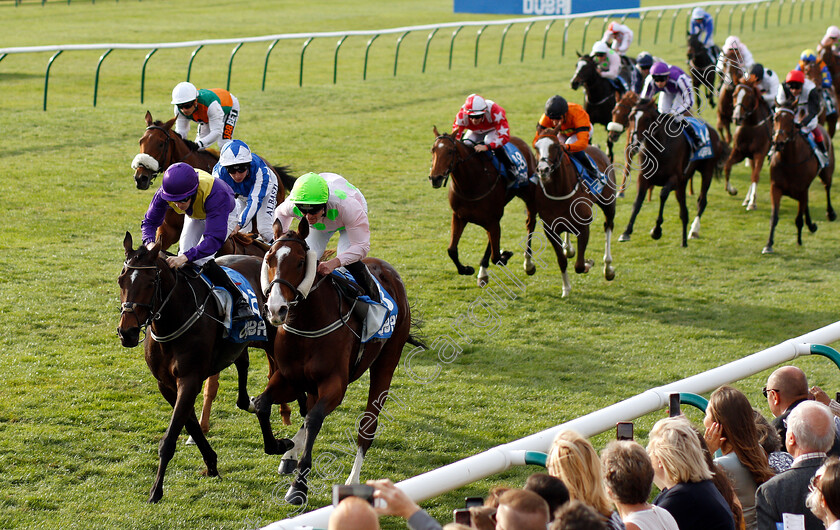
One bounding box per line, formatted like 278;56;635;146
429;135;499;201
136;125;174;179
733;84;773;133
534;135;580;201
264;236;311;307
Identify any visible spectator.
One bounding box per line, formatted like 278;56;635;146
703;385;775;530
646;416;736;530
756;400;835;530
484;485;511;507
495;489;550;530
328;496;380;530
547;430;625;529
691;423;746;530
552;500;610;530
754;408;793;473
524;472;570;521
601;440;679;530
806;458;840;529
367;479;442;530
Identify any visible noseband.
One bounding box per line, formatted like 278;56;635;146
120;262;163;331
264;236;311;304
137;125;174;179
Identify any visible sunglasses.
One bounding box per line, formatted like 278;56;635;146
227;164;249;174
788;83;803;89
762;386;779;398
177;101;196;110
468;114;484;119
297;204;323;215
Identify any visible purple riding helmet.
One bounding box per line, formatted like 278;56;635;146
160;162;199;201
651;62;670;79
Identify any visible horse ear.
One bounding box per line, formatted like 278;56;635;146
433;125;440;137
273;218;283;241
124;231;134;256
298;217;310;240
145;111;153;127
164;117;176;130
576;51;581;58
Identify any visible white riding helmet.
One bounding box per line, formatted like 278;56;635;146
827;25;840;39
465;93;487;116
692;7;707;19
723;35;741;53
219;140;253;167
171;81;198;105
592;40;611;55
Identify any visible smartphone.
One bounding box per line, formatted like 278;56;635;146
616;421;634;440
669;393;681;417
453;508;472;525
835;391;840;403
332;484;375;506
465;496;484;508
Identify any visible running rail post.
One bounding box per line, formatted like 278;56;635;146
394;31;410;76
43;50;63;111
140;48;157;105
764;1;771;28
654;11;664;44
752;3;759;31
474;25;487;67
262;39;279;91
186;44;203;83
562;19;572;56
778;0;785;26
299;37;313;87
714;6;723;36
521;21;534;62
637;12;648;45
333;35;347;84
226;42;243;91
363;33;380;80
541;20;556;60
669;9;681;43
728;5;737;34
582;16;594;51
448;26;463;70
422;28;438;73
499;23;512;63
93;48;112;107
740;5;747;32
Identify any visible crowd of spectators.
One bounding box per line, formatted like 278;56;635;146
325;365;840;530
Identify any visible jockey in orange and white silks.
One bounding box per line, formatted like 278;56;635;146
451;93;510;150
602;21;633;55
171;81;240;151
716;36;755;83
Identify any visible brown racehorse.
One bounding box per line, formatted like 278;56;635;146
133;111;296;250
607;91;640;195
764;106;836;253
818;44;840;98
255;219;420;505
117;233;274;503
429;127;538;286
532;129;617;297
726;80;774;209
804;61;838;138
716;48;745;145
618;99;730;246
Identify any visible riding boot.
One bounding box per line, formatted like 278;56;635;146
345;261;380;303
202;259;253;321
492;148;519;188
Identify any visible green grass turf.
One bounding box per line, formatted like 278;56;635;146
3;0;840;528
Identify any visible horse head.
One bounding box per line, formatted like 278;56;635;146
117;232;163;347
571;54;596;91
629;98;658;138
262;219;317;326
607;91;639;142
772;106;797;152
533;127;567;182
132;111;180;190
732;80;761;125
429;126;461;189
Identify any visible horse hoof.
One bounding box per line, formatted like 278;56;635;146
689;231;700;240
461;266;475;276
650;227;662;240
248;396;256;414
728;187;738;196
477;276;489;287
618;233;631;242
498;250;513;265
604;266;616;281
762;246;774;254
583;259;594;273
746;203;757;211
285;485;308;506
618;191;625;198
278;459;298;475
829;210;837;222
524;262;536;276
809;223;818;234
564;247;576;259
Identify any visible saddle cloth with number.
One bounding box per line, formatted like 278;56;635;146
201;267;268;343
331;267;398;343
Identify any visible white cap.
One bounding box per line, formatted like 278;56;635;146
692;7;707;19
591;40;610;55
171;81;198;105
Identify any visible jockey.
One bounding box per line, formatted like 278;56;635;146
689;7;715;50
602;21;633;56
641;62;704;149
171;81;240;151
775;69;827;161
534;95;600;182
796;49;833;89
592;41;627;94
451;93;518;185
212;139;278;243
819;25;840;57
716;36;755;84
632;52;655;94
140;162;252;321
748;63;780;109
274;172;379;303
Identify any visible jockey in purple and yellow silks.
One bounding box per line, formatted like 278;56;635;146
171;81;240;151
140;162;252;320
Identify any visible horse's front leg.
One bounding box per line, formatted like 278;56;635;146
763;185;783;254
233;349;254;413
253;371;297;455
673;182;690;247
650;181;674;242
573;225;593;275
619;179;649;242
819;164;837;221
723;147;742;197
447;214;475;276
545;221;571;297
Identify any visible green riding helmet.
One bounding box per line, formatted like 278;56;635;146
289;172;329;204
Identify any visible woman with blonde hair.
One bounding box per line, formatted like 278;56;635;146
647;416;735;530
547;430;624;529
704;385;776;530
807;457;840;529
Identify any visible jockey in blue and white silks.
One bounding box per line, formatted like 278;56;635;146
212;140;278;242
690;8;715;48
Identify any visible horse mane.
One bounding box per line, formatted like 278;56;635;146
150;117;219;156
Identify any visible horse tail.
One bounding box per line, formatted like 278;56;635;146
714;142;732;180
273;165;297;194
406;304;428;349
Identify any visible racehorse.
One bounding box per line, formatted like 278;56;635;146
687;33;718;110
818;44;840;100
255;219;420;505
571;53;622;161
803;61;838;138
618;99;730;246
117;233;272;503
716;48;744;145
725;80;774;209
133;111;296;250
428;127;538;287
607;90;640;195
532;129;617;297
764;105;836;253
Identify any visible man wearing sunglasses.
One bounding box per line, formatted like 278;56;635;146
171;81;240;151
212;139;278;243
275;172;380;303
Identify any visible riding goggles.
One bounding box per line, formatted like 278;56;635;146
177;100;197;110
297;204;325;215
226;164;249;174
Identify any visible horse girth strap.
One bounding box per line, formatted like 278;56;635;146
282;297;358;338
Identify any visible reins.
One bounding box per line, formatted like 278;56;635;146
137;124;195;180
535;136;581;201
431;135;502;201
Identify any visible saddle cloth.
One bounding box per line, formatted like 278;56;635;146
804;132;829;169
201;267;268;343
489;143;530;188
681;117;714;161
331;267;398;343
568;152;608;195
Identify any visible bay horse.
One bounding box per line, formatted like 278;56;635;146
618;99;729;246
764;106;835;253
607;90;640;196
726;80;774;209
716;48;745;145
804;61;838;138
818;44;840;100
429;127;538;287
133;111;296;250
571;53;622;161
532;128;617;297
255;218;419;505
687;33;718;110
117;233;273;503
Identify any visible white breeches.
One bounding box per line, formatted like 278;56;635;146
180;210;239;266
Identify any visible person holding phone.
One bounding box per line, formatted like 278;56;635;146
367;479;443;530
328;496;380;530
